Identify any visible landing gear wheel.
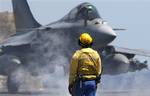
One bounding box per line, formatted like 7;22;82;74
7;74;20;93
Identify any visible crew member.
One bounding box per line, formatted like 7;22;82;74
68;33;102;96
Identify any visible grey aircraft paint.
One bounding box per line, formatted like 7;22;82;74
12;0;41;31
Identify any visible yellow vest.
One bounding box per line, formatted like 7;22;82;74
69;48;102;85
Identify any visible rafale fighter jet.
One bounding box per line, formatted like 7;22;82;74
0;0;149;92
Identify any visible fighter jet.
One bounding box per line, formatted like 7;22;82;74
0;0;149;92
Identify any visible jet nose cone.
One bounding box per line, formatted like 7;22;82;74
104;27;116;40
97;25;117;45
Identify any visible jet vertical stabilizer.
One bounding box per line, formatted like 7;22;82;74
12;0;41;32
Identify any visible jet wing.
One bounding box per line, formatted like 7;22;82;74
0;31;36;47
0;25;53;48
112;45;150;57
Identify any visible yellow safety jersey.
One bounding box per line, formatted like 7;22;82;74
69;48;102;85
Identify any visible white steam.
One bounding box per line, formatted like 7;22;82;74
8;29;71;95
1;29;150;96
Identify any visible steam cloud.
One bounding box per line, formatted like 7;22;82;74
0;29;150;96
8;29;71;95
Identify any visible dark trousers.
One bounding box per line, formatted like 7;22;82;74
72;80;97;96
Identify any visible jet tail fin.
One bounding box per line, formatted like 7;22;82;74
12;0;41;32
